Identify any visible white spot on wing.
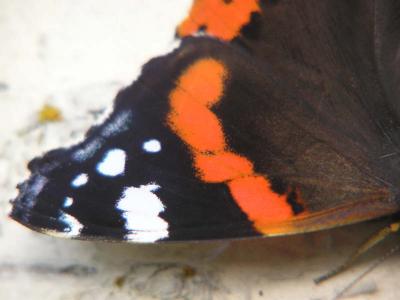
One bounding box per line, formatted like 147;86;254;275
124;215;168;232
97;148;126;177
117;184;162;214
63;197;74;208
143;139;162;153
71;173;88;188
59;213;83;237
125;231;169;243
117;184;169;242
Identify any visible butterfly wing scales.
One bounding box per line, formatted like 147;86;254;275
10;0;400;241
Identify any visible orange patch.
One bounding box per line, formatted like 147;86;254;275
178;0;261;41
228;176;293;224
168;96;226;152
194;151;253;182
176;59;226;106
168;58;296;234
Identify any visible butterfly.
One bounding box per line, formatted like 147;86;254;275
9;0;400;245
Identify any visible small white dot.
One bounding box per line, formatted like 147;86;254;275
97;148;126;177
71;173;88;188
143;139;161;153
63;197;74;208
59;213;83;237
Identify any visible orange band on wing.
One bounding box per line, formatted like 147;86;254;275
169;95;226;152
194;151;253;182
167;58;295;232
177;0;261;41
228;176;293;223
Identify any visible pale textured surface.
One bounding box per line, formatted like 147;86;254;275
1;1;399;299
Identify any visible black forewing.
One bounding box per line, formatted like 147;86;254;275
10;1;400;241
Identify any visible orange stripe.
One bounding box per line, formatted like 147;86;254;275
167;58;295;233
178;0;261;41
228;176;293;223
194;151;253;182
175;59;226;107
168;95;226;152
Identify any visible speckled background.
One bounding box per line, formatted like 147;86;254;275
1;1;400;299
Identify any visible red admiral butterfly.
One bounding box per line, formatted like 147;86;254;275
9;0;400;250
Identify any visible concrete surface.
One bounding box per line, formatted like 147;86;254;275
1;1;400;299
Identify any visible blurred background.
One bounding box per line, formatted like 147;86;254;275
1;1;399;299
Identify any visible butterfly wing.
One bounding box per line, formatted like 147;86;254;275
10;0;400;242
